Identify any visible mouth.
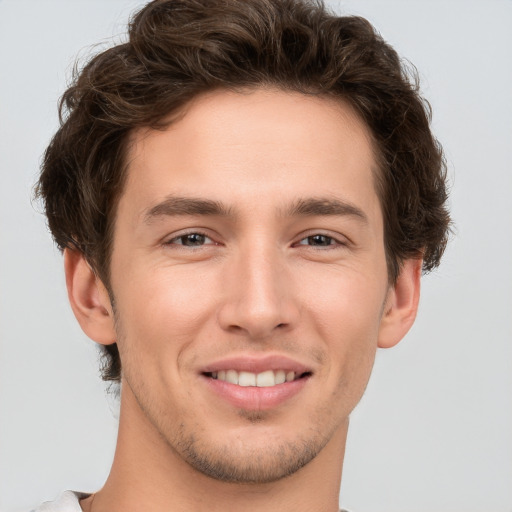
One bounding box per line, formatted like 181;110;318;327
203;369;312;387
200;356;313;410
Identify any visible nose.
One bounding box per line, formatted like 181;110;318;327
217;243;300;340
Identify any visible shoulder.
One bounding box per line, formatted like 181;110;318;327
30;491;91;512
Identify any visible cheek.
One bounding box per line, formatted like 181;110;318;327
305;265;386;339
305;269;385;392
113;265;219;369
129;260;216;317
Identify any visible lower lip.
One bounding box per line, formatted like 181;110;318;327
202;375;310;411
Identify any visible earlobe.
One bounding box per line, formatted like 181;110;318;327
377;258;422;349
64;248;116;346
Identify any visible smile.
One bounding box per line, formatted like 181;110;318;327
206;369;307;387
200;355;313;410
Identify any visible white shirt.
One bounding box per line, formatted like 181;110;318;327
32;490;351;511
31;491;90;512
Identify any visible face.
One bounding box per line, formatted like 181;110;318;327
108;88;392;483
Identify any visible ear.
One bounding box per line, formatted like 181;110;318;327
377;258;422;349
64;248;116;345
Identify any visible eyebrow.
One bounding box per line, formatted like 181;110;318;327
144;196;233;222
283;197;368;223
143;195;367;224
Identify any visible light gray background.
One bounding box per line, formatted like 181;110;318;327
1;1;511;511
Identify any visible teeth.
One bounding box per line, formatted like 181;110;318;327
256;370;275;387
212;369;300;387
238;371;256;386
275;370;286;385
226;369;238;385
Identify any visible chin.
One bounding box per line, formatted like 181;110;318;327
168;417;336;484
180;438;323;483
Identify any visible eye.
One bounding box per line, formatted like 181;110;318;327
165;232;214;247
296;234;344;248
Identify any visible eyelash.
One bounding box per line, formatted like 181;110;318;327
164;231;215;248
163;231;347;250
295;234;346;249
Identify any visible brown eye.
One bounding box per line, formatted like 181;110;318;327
309;235;334;246
181;233;206;246
298;234;336;247
167;233;212;247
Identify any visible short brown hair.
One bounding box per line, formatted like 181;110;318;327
37;0;451;383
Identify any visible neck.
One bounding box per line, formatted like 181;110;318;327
82;384;347;512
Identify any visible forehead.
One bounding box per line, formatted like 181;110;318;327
121;88;380;222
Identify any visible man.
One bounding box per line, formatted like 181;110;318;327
34;0;450;510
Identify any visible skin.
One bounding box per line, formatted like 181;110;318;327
66;88;421;512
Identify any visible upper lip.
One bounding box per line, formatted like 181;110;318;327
200;354;313;375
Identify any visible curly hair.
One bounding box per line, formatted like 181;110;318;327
36;0;451;383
